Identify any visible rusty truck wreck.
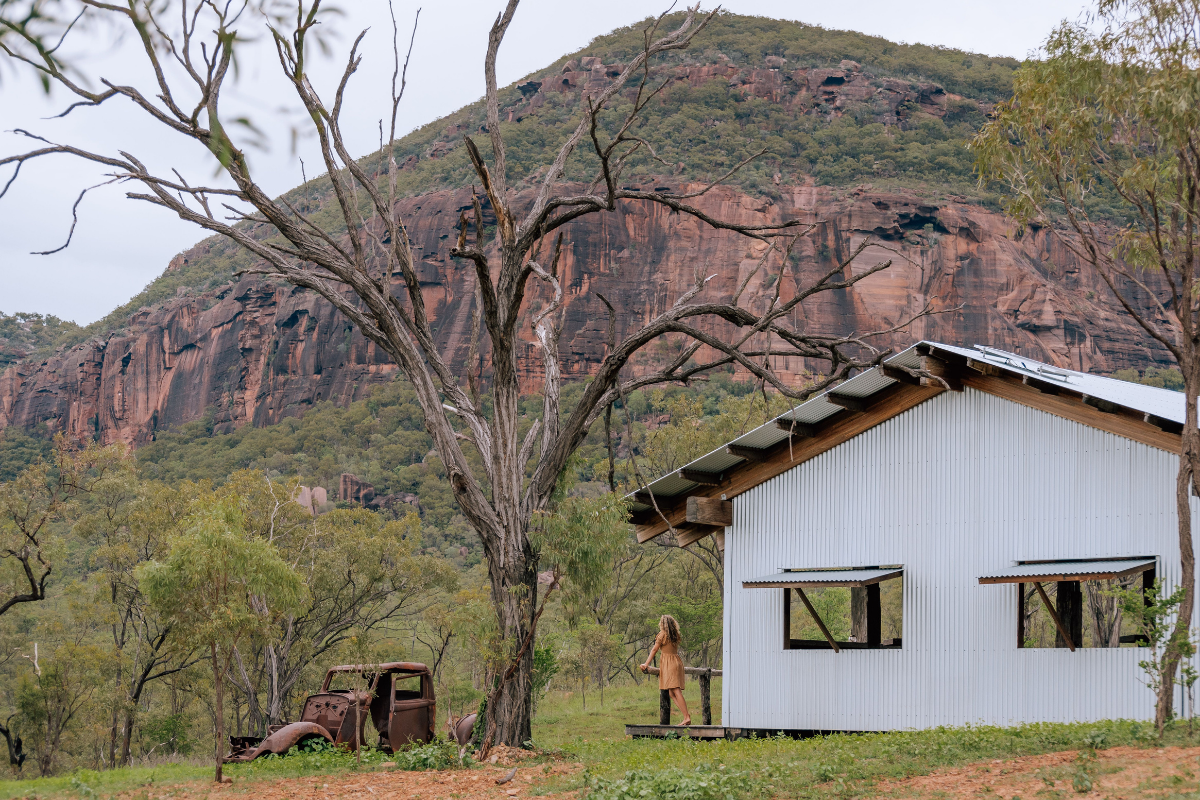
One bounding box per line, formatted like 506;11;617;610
225;662;436;762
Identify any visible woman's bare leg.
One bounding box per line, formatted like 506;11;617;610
670;688;691;725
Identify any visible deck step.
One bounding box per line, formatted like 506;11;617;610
624;723;730;739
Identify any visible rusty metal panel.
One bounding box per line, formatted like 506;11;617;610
723;387;1197;731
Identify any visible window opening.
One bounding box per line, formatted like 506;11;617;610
979;558;1155;650
745;566;902;652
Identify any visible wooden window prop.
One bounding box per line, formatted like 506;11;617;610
994;560;1157;650
777;569;903;652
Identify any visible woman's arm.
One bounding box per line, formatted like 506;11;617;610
640;639;660;672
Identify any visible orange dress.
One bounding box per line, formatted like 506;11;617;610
656;631;685;690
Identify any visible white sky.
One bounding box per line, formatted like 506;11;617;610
0;0;1091;325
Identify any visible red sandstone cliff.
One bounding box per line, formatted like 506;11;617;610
0;181;1169;447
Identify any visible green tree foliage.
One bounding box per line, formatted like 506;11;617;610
0;439;129;618
973;0;1200;732
138;504;305;782
1111;366;1185;391
0;313;83;370
1113;578;1195;736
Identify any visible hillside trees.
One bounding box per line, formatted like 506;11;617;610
220;494;455;734
0;1;934;746
73;472;201;767
0;439;127;618
975;0;1200;731
138;504;305;783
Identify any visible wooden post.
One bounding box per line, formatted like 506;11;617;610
867;583;881;646
698;669;712;726
783;588;792;650
659;690;671;725
1056;580;1083;649
1017;582;1025;649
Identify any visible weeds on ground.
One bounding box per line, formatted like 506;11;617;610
230;738;469;779
584;765;755;800
538;720;1198;799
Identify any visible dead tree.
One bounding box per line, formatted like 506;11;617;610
0;1;929;746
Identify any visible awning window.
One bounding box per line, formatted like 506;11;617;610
977;558;1155;585
743;567;903;589
979;558;1156;652
744;567;904;653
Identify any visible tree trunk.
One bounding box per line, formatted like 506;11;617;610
211;642;225;783
1159;373;1199;732
482;537;537;747
120;706;135;766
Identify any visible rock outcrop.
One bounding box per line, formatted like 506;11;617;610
0;181;1170;447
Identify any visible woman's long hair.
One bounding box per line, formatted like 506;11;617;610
659;614;681;645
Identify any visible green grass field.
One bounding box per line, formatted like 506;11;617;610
2;679;1198;799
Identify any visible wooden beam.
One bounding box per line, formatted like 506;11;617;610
726;444;770;462
920;354;963;391
679;468;723;486
966;358;1004;377
963;372;1181;453
1146;413;1184;435
979;561;1155;585
881;364;922;386
744;568;904;588
636;383;943;541
633;491;660;507
1032;581;1075;651
1022;375;1063;395
642;666;723;677
826;393;872;413
675;523;721;547
1082;394;1119;414
774;419;819;438
794;587;841;653
686;497;732;527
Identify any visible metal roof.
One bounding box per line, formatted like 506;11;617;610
743;567;904;588
934;343;1184;423
628;341;1184;512
977;558;1156;584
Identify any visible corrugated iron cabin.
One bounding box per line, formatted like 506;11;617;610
631;342;1195;732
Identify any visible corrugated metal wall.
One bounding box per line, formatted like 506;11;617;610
722;387;1198;730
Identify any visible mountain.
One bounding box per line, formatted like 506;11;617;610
0;14;1170;447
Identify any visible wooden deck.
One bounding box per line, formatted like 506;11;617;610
624;723;734;740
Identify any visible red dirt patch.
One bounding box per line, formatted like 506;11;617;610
112;760;578;800
873;744;1200;798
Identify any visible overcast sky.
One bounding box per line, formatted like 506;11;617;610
0;0;1091;325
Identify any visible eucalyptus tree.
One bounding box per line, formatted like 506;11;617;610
974;0;1200;731
138;504;305;783
0;1;921;744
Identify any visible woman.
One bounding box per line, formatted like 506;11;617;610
640;614;691;725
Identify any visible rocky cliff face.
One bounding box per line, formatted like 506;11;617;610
0;181;1169;447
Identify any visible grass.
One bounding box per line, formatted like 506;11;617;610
533;677;722;747
3;680;1200;799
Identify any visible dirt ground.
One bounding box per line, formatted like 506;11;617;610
873;744;1200;799
106;744;1200;799
113;747;579;800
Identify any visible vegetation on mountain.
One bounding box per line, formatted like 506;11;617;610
0;313;82;370
2;12;1022;358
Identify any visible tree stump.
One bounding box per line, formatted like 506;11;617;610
659;689;671;725
698;669;712;726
